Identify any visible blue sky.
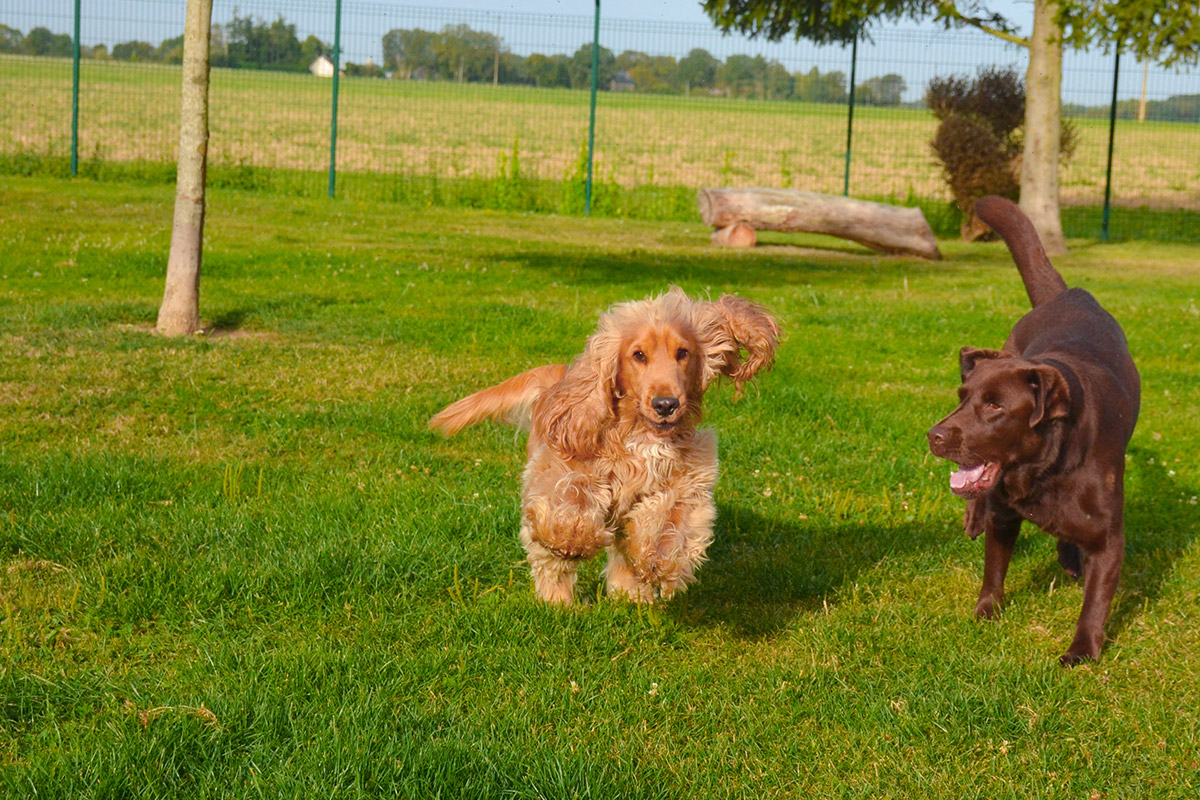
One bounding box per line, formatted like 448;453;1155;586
3;0;1194;104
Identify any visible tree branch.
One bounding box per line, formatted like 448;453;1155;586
934;1;1029;47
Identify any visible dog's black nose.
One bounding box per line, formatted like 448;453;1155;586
651;396;680;418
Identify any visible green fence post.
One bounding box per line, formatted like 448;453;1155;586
1102;45;1120;241
843;24;858;197
70;0;81;176
585;0;599;215
328;0;342;199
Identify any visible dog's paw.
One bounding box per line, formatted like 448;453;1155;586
1059;649;1096;667
535;578;576;606
1060;631;1102;666
604;552;657;603
974;593;1004;619
609;580;657;604
527;558;579;606
627;530;686;585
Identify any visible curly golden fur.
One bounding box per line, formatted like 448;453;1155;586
430;288;780;605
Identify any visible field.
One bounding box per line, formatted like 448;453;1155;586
2;175;1200;796
4;54;1200;210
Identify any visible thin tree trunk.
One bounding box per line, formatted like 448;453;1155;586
158;0;213;336
1020;0;1067;255
1138;60;1148;122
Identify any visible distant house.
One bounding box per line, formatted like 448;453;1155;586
309;55;335;78
610;71;635;92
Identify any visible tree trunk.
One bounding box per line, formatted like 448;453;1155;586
698;187;942;260
1020;0;1067;256
1138;60;1148;122
157;0;213;336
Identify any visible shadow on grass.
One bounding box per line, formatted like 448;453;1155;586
209;307;252;332
672;503;945;639
999;444;1196;654
488;245;973;292
206;293;347;333
1108;444;1199;643
677;443;1196;644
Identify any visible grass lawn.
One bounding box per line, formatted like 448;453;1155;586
1;175;1199;797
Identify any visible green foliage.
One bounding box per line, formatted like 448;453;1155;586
857;73;906;106
569;43;616;90
376;21;849;99
702;0;1200;68
616;51;683;94
212;11;325;73
702;0;939;45
1060;1;1200;66
382;24;528;84
678;48;720;92
927;66;1077;239
2;176;1200;796
526;52;571;88
21;25;73;57
0;23;22;53
112;40;155;62
927;66;1025;238
793;65;848;102
1065;94;1200;124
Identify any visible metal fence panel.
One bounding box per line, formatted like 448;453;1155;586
1;1;1196;237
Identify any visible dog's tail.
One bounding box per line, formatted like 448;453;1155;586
429;364;567;436
975;195;1068;308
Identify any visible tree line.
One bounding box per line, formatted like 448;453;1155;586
381;24;910;104
1064;95;1200;124
0;15;337;73
5;16;1198;119
0;17;892;104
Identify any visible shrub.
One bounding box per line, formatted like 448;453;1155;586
926;66;1075;241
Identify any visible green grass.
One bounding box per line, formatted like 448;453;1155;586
2;175;1199;797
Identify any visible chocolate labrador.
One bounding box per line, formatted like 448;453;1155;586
927;195;1140;665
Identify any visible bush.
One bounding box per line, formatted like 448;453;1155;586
926;66;1075;241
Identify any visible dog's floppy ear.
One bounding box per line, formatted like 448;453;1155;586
535;324;620;460
1027;363;1071;427
697;294;781;395
959;347;1011;382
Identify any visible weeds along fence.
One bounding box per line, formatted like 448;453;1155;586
2;0;1198;240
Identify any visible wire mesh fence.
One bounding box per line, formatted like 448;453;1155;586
2;1;1198;239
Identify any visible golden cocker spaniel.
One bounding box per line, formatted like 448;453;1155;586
430;288;780;605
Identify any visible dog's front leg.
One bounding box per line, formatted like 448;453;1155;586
975;502;1022;619
603;545;657;604
521;470;613;606
1061;531;1124;665
606;490;676;602
615;491;716;601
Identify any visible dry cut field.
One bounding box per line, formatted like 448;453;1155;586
4;54;1199;208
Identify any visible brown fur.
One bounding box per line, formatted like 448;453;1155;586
928;195;1140;665
431;288;780;605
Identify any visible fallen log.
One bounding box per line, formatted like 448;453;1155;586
698;187;943;260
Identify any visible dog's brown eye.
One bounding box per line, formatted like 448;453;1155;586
986;402;1002;411
676;348;689;361
633;350;647;363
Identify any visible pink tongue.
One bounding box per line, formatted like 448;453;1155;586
950;464;986;490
